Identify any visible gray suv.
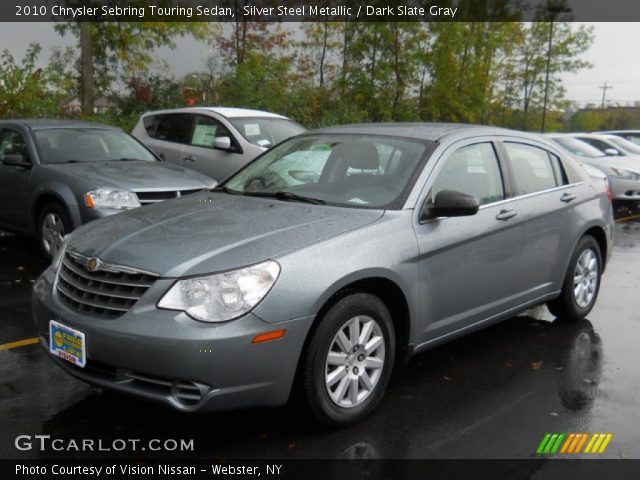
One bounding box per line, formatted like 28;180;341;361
132;107;305;181
0;120;215;259
33;123;613;427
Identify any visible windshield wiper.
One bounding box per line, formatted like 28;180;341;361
212;187;325;204
273;191;326;205
211;185;243;194
116;158;147;162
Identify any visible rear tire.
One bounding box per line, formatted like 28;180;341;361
302;293;395;428
38;203;71;261
547;236;602;321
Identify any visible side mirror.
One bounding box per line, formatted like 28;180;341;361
213;137;232;151
420;189;480;221
604;148;619;156
2;153;31;168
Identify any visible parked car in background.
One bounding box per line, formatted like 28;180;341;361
132;107;306;182
0;120;215;259
547;133;640;207
570;132;640;158
596;130;640;147
33;123;613;427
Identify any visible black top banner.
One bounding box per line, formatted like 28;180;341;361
2;0;640;22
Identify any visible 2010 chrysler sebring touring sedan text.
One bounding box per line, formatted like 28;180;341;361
33;123;614;427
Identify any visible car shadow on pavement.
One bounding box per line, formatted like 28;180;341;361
34;315;601;459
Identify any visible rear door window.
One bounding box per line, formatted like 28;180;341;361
504;143;568;196
153;114;192;144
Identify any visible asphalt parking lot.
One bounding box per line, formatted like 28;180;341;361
1;217;639;460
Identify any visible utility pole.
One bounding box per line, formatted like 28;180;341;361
599;82;612;109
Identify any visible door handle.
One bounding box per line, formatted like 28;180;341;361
560;192;576;203
496;209;517;221
182;155;196;162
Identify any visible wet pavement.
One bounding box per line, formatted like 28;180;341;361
0;221;639;460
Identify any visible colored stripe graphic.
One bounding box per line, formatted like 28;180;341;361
538;433;613;454
536;433;552;454
598;434;613;453
560;434;575;453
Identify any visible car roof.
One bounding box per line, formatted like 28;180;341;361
142;107;289;120
595;130;640;134
306;122;536;142
561;132;617;140
0;119;119;131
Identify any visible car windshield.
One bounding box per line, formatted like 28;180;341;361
552;137;605;158
608;136;640;155
221;134;430;209
228;118;305;148
33;128;157;164
619;133;640;146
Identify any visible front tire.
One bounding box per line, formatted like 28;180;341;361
547;236;602;321
302;293;395;427
38;203;71;260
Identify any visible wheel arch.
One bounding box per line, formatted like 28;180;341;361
581;224;609;271
308;274;413;367
30;185;81;232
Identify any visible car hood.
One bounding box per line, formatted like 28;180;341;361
67;192;384;277
46;161;214;190
579;156;640;174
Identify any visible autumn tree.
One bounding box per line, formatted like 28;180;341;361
55;20;212;114
0;44;61;117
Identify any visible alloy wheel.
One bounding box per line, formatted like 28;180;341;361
324;315;386;408
41;212;65;257
573;249;599;308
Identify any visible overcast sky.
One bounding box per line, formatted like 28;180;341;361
1;22;639;108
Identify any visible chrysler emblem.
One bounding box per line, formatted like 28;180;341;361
85;258;100;272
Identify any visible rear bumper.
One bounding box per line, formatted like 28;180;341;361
32;266;314;412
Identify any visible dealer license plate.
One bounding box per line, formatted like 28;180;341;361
49;320;86;368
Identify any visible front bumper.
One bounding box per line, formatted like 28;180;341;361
32;266;314;412
609;178;640;202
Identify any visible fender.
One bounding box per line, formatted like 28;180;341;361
29;182;83;232
310;267;420;349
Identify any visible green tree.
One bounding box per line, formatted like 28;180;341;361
0;44;61;117
55;20;212;114
513;10;593;130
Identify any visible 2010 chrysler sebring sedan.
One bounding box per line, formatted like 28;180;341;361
33;123;613;427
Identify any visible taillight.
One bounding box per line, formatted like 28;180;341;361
605;182;612;202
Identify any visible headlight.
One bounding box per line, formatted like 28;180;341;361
610;168;640;181
85;189;140;209
158;260;280;322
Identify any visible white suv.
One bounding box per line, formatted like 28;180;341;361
132;107;305;182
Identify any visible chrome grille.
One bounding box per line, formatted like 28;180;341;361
56;251;158;318
135;189;202;205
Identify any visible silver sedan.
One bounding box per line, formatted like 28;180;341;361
33;124;613;427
